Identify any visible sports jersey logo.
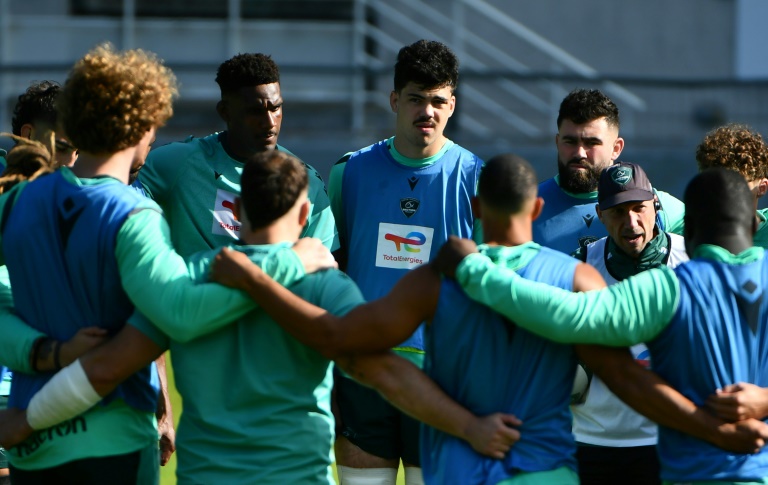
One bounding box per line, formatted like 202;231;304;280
376;223;434;269
211;189;241;238
611;166;632;185
385;231;426;252
408;176;419;191
578;235;599;248
582;214;595;228
400;198;420;218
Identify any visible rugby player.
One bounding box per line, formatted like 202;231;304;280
9;80;78;168
695;123;768;247
137;52;338;258
534;88;685;253
327;39;484;485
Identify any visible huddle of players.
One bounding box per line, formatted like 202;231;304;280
0;38;766;485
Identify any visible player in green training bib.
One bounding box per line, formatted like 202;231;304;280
138;53;338;258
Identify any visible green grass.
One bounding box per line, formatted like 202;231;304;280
159;355;405;484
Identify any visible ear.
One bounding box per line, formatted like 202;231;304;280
611;136;625;161
299;200;310;227
530;197;544;221
389;91;399;113
757;178;768;198
595;204;603;223
554;133;560;147
20;124;33;139
216;100;229;123
233;197;242;222
471;196;481;219
446;94;456;119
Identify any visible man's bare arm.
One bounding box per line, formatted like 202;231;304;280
210;247;439;359
336;352;521;459
577;345;768;454
154;352;176;466
0;325;164;449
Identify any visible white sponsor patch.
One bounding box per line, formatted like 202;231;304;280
375;222;434;269
211;189;241;238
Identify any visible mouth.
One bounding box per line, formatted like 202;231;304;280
414;119;435;132
623;233;644;246
567;159;588;170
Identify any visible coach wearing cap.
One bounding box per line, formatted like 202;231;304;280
570;162;689;485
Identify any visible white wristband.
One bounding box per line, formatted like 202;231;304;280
26;359;102;430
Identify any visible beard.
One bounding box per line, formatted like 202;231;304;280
557;157;604;193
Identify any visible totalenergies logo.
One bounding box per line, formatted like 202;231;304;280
385;231;426;253
221;200;238;220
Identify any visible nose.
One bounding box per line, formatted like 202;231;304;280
627;211;641;228
265;111;278;128
575;144;587;159
422;103;435;119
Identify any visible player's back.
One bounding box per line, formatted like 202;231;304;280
0;168;159;470
648;248;768;481
156;244;363;484
422;243;579;484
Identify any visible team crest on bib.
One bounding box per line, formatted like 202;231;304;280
611;167;632;185
578;235;599;249
400;198;420;218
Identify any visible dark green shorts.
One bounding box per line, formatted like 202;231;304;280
335;372;421;465
9;443;158;485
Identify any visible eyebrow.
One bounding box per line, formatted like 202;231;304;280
406;92;449;103
561;135;603;143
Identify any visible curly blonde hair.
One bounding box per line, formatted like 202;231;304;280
695;124;768;182
57;43;178;154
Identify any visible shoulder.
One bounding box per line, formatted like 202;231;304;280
184;247;225;281
298;269;365;315
346;140;388;163
148;135;209;161
449;143;483;162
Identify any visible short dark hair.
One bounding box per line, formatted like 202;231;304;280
557;88;620;130
478;154;538;214
695;124;768;182
240;151;308;229
11;81;61;136
684;168;754;237
393;40;458;93
215;53;280;96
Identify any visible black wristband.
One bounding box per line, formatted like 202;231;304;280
54;340;63;370
30;337;46;372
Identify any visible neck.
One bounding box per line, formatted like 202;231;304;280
694;235;752;255
70;149;133;184
240;219;300;246
392;135;446;159
482;214;533;247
